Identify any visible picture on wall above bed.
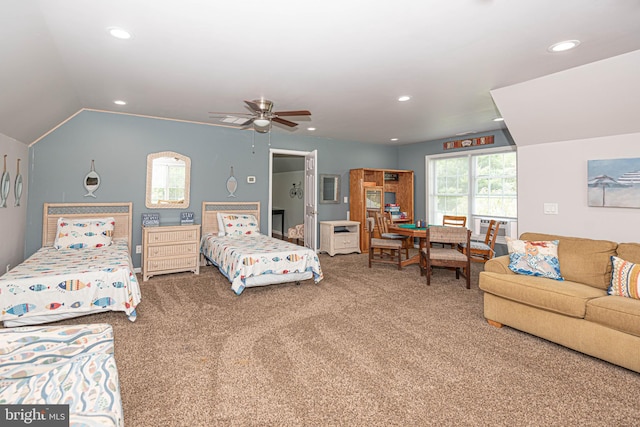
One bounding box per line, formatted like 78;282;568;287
588;157;640;208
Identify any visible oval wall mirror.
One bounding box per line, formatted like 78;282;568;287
146;151;191;209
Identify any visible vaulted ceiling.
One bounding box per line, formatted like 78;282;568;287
2;1;640;146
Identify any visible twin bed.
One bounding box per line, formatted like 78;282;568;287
200;201;323;294
0;202;141;327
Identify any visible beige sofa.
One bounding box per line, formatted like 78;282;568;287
479;232;640;373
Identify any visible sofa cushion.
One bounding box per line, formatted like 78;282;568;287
609;256;640;299
506;238;563;280
616;243;640;264
479;271;606;318
519;233;617;290
585;295;640;337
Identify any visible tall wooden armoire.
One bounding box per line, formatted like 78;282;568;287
349;168;414;251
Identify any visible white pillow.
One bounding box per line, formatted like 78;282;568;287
216;213;226;236
54;217;115;249
221;213;260;237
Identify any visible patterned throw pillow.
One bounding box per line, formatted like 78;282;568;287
609;256;640;300
506;237;563;280
221;214;260;237
53;217;115;249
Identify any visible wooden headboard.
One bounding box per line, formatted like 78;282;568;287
201;201;261;236
43;202;133;249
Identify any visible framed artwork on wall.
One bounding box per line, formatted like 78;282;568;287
587;157;640;208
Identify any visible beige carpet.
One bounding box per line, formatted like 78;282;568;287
56;253;638;426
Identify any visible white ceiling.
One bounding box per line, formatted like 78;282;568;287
2;0;640;146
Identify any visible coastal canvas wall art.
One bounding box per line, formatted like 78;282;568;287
588;157;640;208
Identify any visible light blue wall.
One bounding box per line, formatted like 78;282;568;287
397;130;515;222
26;110;397;267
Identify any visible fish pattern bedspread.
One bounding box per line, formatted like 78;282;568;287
201;233;323;295
0;240;141;324
0;323;123;426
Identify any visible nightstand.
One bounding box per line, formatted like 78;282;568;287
142;223;201;281
319;220;361;256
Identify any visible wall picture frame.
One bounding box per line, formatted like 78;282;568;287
588;157;640;208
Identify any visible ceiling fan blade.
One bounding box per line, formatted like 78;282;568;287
272;117;298;127
274;110;311;117
215;116;254;126
209;112;253;117
244;100;262;113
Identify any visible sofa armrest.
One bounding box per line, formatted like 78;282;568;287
484;255;514;274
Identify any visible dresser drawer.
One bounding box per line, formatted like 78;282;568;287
146;229;199;244
148;256;198;272
146;242;198;258
334;234;358;249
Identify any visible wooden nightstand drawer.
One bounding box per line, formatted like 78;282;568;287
148;256;198;272
146;242;198;258
146;229;198;244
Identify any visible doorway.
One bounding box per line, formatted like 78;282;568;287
269;149;317;250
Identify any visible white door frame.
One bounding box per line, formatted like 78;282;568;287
269;148;318;250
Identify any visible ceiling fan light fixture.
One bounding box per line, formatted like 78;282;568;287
254;118;271;127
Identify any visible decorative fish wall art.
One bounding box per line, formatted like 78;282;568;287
0;154;10;208
226;166;237;198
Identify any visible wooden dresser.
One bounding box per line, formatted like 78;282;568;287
142;223;201;281
319;220;361;256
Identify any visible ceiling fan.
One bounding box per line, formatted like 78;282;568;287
209;99;311;133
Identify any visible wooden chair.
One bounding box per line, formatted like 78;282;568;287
366;218;404;270
419;226;471;288
437;215;467;248
375;212;411;259
459;219;501;263
442;215;467;227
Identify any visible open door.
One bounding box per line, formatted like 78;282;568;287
269;149;318;250
304;150;318;250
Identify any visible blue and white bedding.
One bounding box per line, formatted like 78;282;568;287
201;233;323;295
0;240;141;325
0;323;123;426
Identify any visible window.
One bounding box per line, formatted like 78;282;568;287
428;148;517;225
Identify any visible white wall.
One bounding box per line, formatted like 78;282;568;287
517;132;639;243
272;171;305;236
0;133;29;272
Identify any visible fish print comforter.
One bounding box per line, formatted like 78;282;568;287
201;233;323;295
0;240;141;324
0;323;124;426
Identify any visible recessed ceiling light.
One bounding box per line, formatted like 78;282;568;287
390;138;399;142
307;127;316;131
108;27;131;40
493;117;504;122
113;100;127;106
548;40;580;53
397;96;411;102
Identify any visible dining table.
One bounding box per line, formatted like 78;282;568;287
387;223;430;268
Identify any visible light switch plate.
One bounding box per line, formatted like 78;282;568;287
343;196;348;204
543;203;558;215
